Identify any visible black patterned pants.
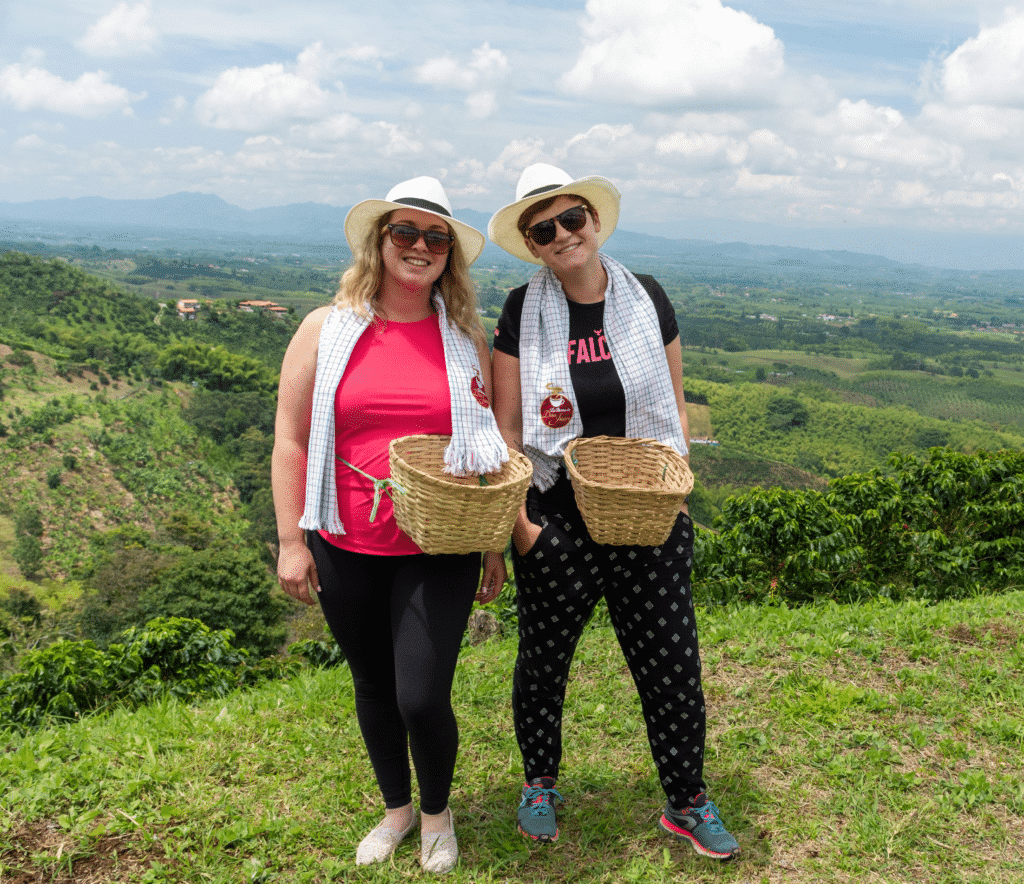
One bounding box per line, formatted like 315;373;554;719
511;483;706;808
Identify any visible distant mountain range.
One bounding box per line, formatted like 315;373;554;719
1;191;1021;279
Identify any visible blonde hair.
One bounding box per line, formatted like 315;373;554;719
333;210;483;340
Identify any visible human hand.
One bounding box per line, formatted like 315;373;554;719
511;518;543;557
277;539;320;605
476;550;507;604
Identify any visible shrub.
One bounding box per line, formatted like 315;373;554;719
0;590;43;626
0;639;112;730
289;639;345;669
113;617;249;702
13;536;43;579
697;448;1024;607
7;349;34;368
140;544;288;657
0;618;262;733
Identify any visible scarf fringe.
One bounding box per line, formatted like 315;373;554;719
525;446;562;491
299;512;345;535
444;434;509;477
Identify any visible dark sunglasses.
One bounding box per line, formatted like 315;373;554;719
525;205;590;246
385;223;456;255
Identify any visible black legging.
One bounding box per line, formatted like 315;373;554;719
308;531;479;815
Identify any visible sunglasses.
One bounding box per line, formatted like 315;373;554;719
525;205;590;246
385;223;456;255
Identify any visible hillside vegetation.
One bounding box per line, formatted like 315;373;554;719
1;245;1022;881
3;248;1023;636
0;252;295;669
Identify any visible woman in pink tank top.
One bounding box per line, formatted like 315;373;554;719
272;177;506;874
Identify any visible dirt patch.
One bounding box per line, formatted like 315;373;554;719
948;621;1022;651
0;819;164;883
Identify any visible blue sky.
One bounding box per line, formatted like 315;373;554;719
1;1;1023;267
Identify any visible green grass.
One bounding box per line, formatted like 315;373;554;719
3;591;1024;883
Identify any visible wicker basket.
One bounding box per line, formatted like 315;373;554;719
563;436;694;546
388;434;532;555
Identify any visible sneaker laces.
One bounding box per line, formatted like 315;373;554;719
522;784;562;817
695;799;727;833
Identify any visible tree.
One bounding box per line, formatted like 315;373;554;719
13;536;44;578
77;545;176;646
140;544;288;656
766;395;810;430
159;509;213;550
13;504;45;578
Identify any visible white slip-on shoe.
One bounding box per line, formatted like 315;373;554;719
420;806;459;874
355;813;417;865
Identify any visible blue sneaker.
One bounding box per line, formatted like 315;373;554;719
517;777;562;843
659;793;740;860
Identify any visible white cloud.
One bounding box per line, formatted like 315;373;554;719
657;131;742;160
294;112;362;142
466;90;497;119
919;102;1024;144
15;133;48;149
158;94;188;125
416;57;473;91
488;137;549;185
810;99;959;171
340;44;386;65
940;9;1024;106
417;42;509;90
734;167;800;194
0;63;144;116
560;0;785;103
415;43;509;118
195;49;337;131
359;122;423;158
295;42;349;82
78;2;159;56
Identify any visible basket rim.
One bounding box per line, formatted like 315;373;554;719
388;434;533;492
563;435;692;495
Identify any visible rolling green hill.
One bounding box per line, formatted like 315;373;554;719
2;592;1023;883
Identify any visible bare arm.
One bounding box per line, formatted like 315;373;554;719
271;306;330;604
492;348;543;555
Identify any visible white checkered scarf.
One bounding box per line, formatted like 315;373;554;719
299;292;508;534
520;254;687;490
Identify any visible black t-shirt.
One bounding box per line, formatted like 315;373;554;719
493;272;679;438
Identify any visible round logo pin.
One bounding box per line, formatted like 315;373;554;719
540;383;573;428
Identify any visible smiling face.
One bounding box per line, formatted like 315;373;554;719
521;195;603;280
380;207;452;297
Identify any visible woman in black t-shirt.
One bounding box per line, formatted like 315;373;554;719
488;163;740;860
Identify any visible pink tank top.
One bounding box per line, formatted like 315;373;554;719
319;314;452;555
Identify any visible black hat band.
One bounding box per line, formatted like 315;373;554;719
393;197;451;217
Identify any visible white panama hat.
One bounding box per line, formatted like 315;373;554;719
487;163;621;265
344;176;485;267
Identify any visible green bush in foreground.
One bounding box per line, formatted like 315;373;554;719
0;617;295;734
697;447;1024;605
